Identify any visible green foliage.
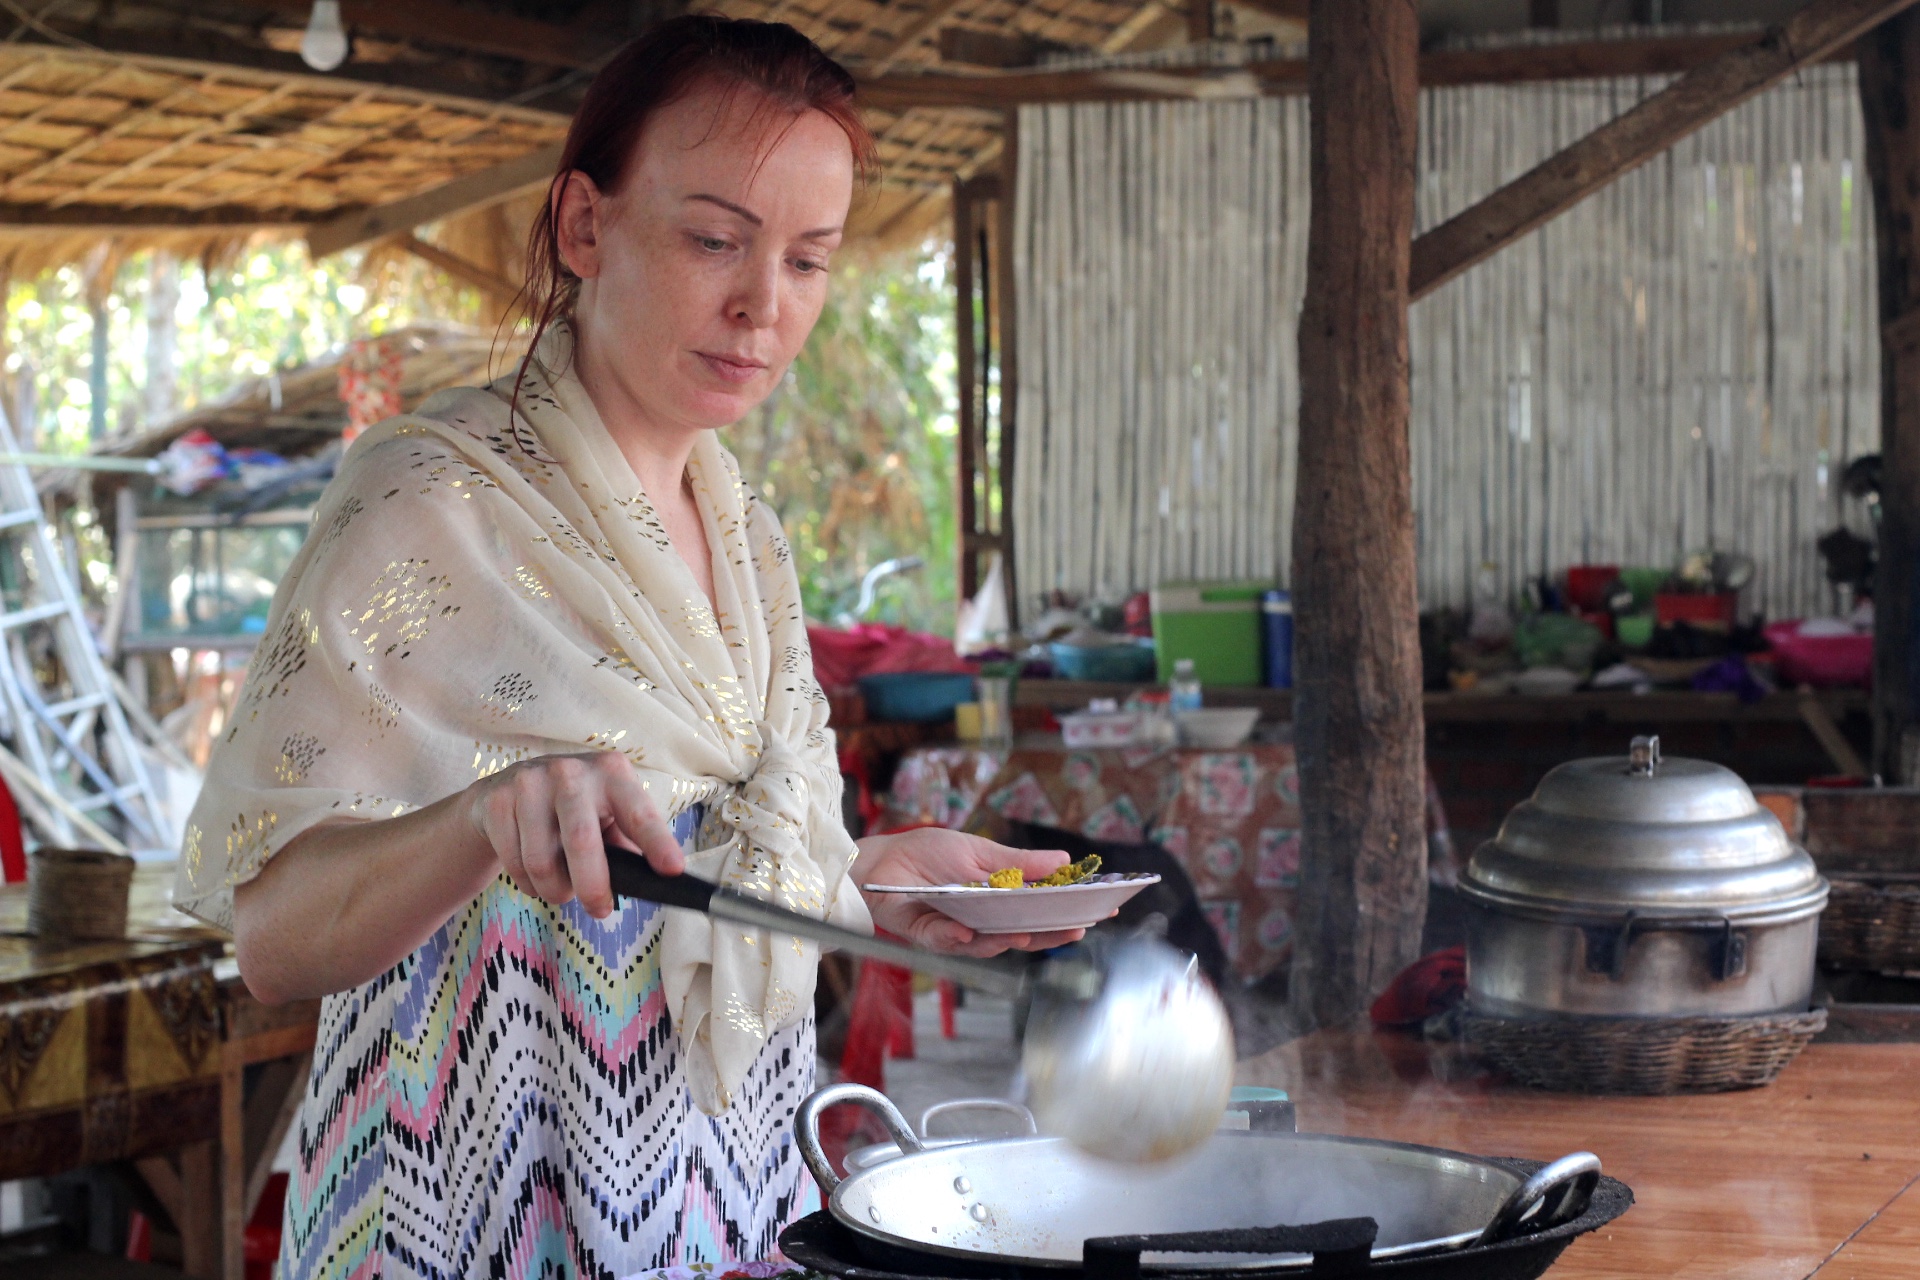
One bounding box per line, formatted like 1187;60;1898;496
4;237;957;634
725;242;958;633
2;242;483;452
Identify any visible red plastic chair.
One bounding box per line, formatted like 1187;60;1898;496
0;772;24;884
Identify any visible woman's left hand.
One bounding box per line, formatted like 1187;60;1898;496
852;827;1096;957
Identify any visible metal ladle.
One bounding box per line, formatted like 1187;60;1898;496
606;850;1235;1164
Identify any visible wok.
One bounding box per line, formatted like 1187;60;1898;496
796;1085;1600;1274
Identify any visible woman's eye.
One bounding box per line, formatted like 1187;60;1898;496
792;258;828;275
696;236;731;253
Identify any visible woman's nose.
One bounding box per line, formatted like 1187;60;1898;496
730;256;781;328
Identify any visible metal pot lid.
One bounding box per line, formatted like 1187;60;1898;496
1461;736;1828;923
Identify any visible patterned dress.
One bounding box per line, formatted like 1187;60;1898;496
278;808;820;1280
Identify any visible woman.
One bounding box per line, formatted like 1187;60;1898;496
177;18;1080;1279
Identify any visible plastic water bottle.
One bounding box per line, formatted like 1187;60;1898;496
1169;658;1203;712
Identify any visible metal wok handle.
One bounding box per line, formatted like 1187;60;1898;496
1477;1153;1602;1245
919;1098;1038;1139
796;1083;923;1194
1084;1220;1379;1280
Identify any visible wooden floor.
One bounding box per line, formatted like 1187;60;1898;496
1237;1030;1920;1279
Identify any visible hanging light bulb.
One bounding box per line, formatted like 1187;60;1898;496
300;0;349;72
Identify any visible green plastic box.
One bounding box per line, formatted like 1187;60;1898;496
1150;580;1274;686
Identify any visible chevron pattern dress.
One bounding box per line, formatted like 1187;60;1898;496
277;809;820;1280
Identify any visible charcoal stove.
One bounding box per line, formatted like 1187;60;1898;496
779;1158;1632;1280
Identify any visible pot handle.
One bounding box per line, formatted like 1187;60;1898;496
1084;1219;1379;1280
1476;1153;1602;1246
796;1083;923;1194
919;1098;1038;1139
1583;912;1748;982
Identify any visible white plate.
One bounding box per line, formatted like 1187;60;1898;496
860;874;1160;934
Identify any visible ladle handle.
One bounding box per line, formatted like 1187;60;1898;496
604;848;1028;998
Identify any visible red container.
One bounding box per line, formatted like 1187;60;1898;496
1655;591;1738;631
1764;620;1874;689
1565;564;1620;613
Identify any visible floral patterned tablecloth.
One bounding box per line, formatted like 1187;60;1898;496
880;743;1301;982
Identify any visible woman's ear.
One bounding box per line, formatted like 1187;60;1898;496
554;170;607;280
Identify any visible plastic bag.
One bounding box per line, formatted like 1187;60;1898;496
955;552;1010;657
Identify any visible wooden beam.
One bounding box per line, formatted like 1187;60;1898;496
1188;0;1216;44
858;30;1852;109
1288;0;1425;1028
1799;686;1870;777
996;108;1019;630
866;0;976;77
0;201;295;231
861;62;1282;108
1862;12;1920;780
215;0;622;70
396;233;520;298
0;12;584;112
1409;0;1920;301
306;142;562;257
938;25;1059;68
1100;0;1174;52
1231;0;1308;19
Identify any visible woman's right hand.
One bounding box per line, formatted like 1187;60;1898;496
466;751;687;920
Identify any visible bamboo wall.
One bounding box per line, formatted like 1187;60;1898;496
1012;63;1878;620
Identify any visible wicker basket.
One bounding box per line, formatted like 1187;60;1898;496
1818;874;1920;974
27;847;136;942
1462;1005;1827;1095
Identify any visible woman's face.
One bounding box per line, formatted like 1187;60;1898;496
556;80;855;438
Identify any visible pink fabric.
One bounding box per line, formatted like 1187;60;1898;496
807;622;973;688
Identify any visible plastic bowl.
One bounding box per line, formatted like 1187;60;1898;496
1173;707;1260;748
1616;613;1656;649
1049;640;1158;683
857;672;978;723
1764;621;1873;688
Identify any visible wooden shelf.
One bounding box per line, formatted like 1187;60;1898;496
1015;679;1868;725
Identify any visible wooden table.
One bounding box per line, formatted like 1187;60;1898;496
1237;1028;1920;1279
1;863;319;1278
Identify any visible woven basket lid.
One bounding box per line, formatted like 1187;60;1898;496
1460;735;1827;925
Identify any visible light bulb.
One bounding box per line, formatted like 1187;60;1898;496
300;0;349;72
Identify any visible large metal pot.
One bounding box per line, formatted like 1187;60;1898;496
1460;735;1828;1018
796;1084;1601;1273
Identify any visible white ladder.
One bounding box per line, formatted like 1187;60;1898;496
0;406;165;853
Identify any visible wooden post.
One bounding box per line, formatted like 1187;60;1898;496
1288;0;1426;1029
996;109;1021;629
1187;0;1215;44
1862;13;1920;779
954;174;981;605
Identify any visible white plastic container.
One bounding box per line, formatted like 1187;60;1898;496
1059;709;1142;748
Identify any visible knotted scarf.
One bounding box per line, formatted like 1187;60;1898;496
177;324;868;1112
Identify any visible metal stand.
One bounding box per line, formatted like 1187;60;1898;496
0;407;164;853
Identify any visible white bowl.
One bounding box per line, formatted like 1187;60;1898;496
861;874;1160;934
1173;707;1260;748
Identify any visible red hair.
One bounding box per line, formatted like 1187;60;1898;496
518;15;876;370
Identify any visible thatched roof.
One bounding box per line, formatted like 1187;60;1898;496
0;0;1293;260
0;1;1798;263
94;321;521;461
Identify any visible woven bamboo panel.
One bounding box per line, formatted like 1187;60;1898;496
1012;64;1878;617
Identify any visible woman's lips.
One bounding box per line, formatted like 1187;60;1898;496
696;352;767;385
